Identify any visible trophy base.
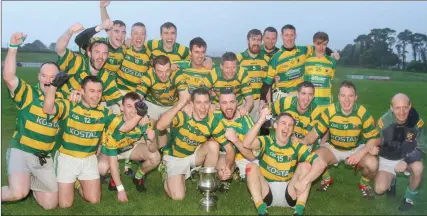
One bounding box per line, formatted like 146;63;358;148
199;195;218;212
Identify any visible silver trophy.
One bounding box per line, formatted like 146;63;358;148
198;167;219;212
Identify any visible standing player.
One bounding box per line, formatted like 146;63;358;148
99;92;160;202
56;23;123;113
299;81;380;200
374;93;425;211
271;81;323;150
42;76;143;207
157;88;235;200
1;33;63;210
261;27;280;58
304;32;337;109
243;109;327;216
237;29;270;122
210;52;254;116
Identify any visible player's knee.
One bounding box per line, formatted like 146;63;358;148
363;155;379;171
298;162;312;172
11;187;29;201
149;151;161;166
59;200;73;208
85;195;101;204
245;163;258;176
97;161;110;176
410;161;424;176
374;182;388;195
170;191;185;200
207;141;220;153
39;200;58;210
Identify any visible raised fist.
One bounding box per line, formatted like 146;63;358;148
68;23;84;35
10;32;27;45
100;0;110;8
135;100;148;117
98;18;114;31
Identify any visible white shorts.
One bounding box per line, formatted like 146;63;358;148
6;148;58;192
145;100;172;120
163;147;200;179
322;142;366;163
55;152;100;183
268;181;294;208
379;157;402;176
117;143;140;161
236;159;259;179
249;99;261;122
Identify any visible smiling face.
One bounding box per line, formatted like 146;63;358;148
161;26;177;51
108;24;126;48
88;43;108;71
131;25;146;50
274;114;295;143
391;94;411;124
281;28;296;49
38;63;59;93
297;86;315;112
219;93;238;120
191;45;206;67
82;81;103;108
192;93;210;120
338;86;357;114
248;34;262;54
263;30;277;51
221;60;238;80
154;63;171;82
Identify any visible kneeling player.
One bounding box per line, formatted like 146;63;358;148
98;92;160;202
374;93;425;211
157;88;234;200
214;88;257;186
243;109;326;216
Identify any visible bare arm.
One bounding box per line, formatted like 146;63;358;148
100;1;111;22
156;90;190;131
233;138;256;161
119;115;143;133
56;23;84;57
357;137;380;157
109;155;123;190
243;108;270;150
3;33;26;92
300;129;320;145
42;86;58;115
223;143;236;170
243;95;254;114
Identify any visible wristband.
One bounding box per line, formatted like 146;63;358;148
117;184;125;192
8;44;20;49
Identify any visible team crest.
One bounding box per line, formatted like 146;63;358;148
407;132;414;142
353;124;359;129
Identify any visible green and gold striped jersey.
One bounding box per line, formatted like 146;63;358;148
265;45;314;94
261;45;280;58
304;54;336;107
314;102;380;151
57;48;122;106
210;66;253;105
101;113;151;156
116;46;151;93
8;78;64;154
145;39;190;62
84;37;127;75
271;96;323;139
173;60;213;94
213;111;255;160
236;50;270;100
166;111;229;158
258;136;318;182
136;68;186;106
51;100;117;158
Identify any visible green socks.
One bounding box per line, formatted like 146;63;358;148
124;159;132;169
255;202;267;215
294;201;306;215
360;176;370;186
322;170;331;181
404;186;418;202
135;168;145;180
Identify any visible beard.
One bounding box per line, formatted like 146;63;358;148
221;108;237;120
90;57;106;71
249;45;260;54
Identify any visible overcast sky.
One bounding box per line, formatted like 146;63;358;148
2;1;427;56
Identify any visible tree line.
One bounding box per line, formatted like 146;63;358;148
339;28;427;72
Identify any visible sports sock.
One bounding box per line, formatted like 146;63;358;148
255;202;267;214
294;201;306;215
404;186;418;202
360;176;370;186
322;170;331;181
74;180;81;190
124;160;132;169
391;177;396;187
135;168;145;180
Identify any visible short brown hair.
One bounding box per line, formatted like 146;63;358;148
122;92;141;104
297;81;315;93
339;80;357;95
152;55;171;67
160;22;177;34
313;31;329;42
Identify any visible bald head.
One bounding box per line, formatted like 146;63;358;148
391;93;411;107
390;93;411;124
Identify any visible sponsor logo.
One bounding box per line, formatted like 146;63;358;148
183;136;200;146
266;165;289;177
69;128;98;139
36;116;59;128
331;134;358;142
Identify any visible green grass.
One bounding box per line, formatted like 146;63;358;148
1;67;427;215
1;51;58;62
